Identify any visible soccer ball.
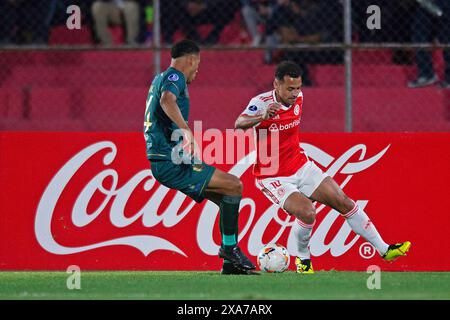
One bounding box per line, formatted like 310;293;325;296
257;243;290;273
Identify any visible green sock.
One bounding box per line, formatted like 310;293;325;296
219;195;241;253
223;230;240;265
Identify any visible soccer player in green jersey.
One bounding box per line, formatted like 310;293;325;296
144;40;257;275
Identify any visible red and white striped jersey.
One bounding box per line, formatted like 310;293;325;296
240;90;308;179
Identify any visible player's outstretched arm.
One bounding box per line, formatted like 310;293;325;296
234;114;264;130
235;103;280;130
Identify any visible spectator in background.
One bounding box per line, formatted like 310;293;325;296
0;0;57;44
278;0;343;86
354;0;403;43
408;0;450;88
161;0;241;45
353;0;415;65
240;0;274;47
0;0;17;44
387;1;415;65
161;0;187;44
91;0;140;45
263;0;291;64
187;0;241;45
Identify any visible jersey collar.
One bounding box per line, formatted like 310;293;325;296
272;90;291;110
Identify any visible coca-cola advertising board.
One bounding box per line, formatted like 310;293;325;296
0;132;449;271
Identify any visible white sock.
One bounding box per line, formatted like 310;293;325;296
343;201;389;255
293;219;315;260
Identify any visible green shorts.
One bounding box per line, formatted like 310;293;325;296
150;160;216;203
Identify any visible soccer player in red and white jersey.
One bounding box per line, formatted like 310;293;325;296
235;61;411;273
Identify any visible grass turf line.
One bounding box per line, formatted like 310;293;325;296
0;271;449;300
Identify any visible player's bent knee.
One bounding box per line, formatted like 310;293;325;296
235;179;243;196
286;203;316;224
292;211;316;225
339;194;354;213
300;209;316;225
227;176;243;197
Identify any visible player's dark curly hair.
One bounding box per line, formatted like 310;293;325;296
171;40;200;59
275;61;302;81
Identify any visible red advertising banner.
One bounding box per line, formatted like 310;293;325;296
0;132;449;271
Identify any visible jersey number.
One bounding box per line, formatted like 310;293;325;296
144;95;153;130
270;181;282;188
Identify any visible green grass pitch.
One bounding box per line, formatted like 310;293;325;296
0;271;449;300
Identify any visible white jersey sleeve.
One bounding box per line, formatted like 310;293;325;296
240;97;267;117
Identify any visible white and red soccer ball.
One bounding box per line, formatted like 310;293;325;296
257;243;290;273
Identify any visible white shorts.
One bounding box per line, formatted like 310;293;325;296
255;161;328;210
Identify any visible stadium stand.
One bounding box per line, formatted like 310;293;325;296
0;49;448;132
0;0;448;132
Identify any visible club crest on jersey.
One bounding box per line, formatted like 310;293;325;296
248;105;257;111
168;73;179;81
294;104;300;115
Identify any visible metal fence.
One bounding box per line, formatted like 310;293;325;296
0;0;449;132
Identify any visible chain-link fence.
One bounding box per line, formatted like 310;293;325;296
0;0;449;132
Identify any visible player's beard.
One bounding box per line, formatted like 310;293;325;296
280;97;294;107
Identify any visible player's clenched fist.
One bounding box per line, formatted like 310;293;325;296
262;103;281;120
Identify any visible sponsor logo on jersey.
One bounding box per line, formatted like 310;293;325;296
248;105;257;112
168;73;179;81
268;119;300;131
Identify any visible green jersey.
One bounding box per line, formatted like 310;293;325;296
144;67;190;160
